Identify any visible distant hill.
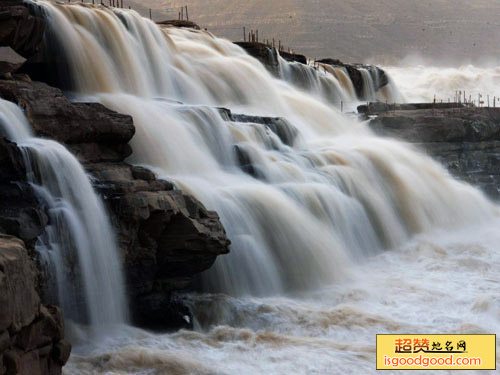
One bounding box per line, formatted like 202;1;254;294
128;0;500;65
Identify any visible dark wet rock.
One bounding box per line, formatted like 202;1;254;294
0;235;68;375
0;137;47;245
0;3;45;59
279;50;307;65
369;107;500;199
157;20;201;30
235;42;281;76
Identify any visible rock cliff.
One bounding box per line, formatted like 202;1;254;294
368;107;500;199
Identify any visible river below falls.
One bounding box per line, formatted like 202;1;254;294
63;219;500;375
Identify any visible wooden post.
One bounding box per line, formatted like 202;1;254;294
149;8;152;20
272;38;275;48
121;0;123;8
185;5;189;21
243;27;246;42
181;6;183;20
256;30;259;43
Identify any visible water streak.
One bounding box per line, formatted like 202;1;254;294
0;98;127;334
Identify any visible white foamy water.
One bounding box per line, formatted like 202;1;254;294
27;1;500;373
384;64;500;104
0;99;127;336
64;221;500;375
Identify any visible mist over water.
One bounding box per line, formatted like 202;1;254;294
21;1;500;373
384;64;500;103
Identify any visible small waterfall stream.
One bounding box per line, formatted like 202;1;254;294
0;98;127;335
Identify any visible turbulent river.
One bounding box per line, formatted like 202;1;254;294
21;2;500;374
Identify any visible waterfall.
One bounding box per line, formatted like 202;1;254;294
359;67;377;101
277;56;354;105
0;98;127;334
33;2;498;297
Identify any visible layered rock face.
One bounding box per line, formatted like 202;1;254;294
369;107;500;199
0;76;231;331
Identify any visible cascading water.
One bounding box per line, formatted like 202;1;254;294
359;67;376;101
0;98;127;335
20;2;500;374
33;1;498;297
277;56;353;105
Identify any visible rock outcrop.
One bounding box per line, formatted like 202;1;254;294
87;162;230;329
0;79;134;163
369;107;500;199
0;2;45;59
234;42;281;76
0;234;69;375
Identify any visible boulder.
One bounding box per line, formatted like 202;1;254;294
86;162;230;328
0;47;25;74
0;4;45;59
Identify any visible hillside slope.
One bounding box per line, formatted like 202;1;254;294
131;0;500;64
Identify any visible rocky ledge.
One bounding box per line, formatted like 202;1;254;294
0;76;230;335
368;107;500;199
